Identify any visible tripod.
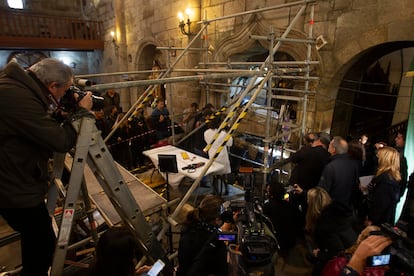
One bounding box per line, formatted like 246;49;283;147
157;154;178;254
49;116;171;276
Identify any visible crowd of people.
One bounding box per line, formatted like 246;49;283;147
262;130;412;275
92;93;223;174
0;57;412;275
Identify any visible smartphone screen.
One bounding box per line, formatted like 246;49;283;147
142;259;165;276
367;254;391;266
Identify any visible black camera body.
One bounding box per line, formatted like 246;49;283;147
61;85;104;113
223;200;278;275
370;222;414;274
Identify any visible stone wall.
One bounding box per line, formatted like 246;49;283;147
80;0;414;135
1;0;413;134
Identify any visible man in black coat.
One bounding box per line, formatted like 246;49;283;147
289;132;331;191
318;136;361;212
0;58;92;276
263;180;303;256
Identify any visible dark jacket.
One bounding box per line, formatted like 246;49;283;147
289;145;330;190
177;222;228;276
263;198;303;253
0;62;78;208
368;172;400;226
318;154;360;211
314;201;357;263
102;91;121;115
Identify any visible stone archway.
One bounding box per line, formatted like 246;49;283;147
130;40;163;106
213;14;318;64
330;42;414;140
318;15;414;136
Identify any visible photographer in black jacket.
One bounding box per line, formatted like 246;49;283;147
0;58;92;276
176;195;228;276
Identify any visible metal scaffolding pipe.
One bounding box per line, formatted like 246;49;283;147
273;87;317;94
170;3;309;223
77;69;166;79
263;27;276;188
275;37;316;44
174;68;266;73
104;23;210;142
156;47;207;51
301;4;315;138
277;75;319;81
88;71;266;91
197;0;316;24
272;95;304;101
199;61;319;66
77;60;320;79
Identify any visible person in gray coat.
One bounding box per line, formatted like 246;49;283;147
0;58;92;276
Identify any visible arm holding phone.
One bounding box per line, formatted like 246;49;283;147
341;235;392;275
139;259;165;276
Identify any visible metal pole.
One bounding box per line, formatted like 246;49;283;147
170;72;272;223
197;0;315;24
77;69;166;79
102;71;262;142
263;27;275;191
200;61;319;66
301;4;315;138
76;62;319;79
170;3;310;222
156;47;207;51
90;71;265;91
103;22;209;143
166;44;176;145
203;4;308;154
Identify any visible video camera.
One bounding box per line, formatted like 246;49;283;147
367;222;414;274
60;79;104;113
221;199;278;275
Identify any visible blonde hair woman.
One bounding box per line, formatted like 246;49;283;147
367;146;401;226
305;187;357;275
305;187;332;234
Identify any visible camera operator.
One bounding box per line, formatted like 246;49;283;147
176;195;228;276
0;58;92;276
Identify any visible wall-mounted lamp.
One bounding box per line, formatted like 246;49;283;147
178;8;194;36
110;31;119;49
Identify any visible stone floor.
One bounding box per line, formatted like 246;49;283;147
0;165;314;275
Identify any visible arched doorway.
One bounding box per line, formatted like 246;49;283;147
331;42;414;143
132;43;163;107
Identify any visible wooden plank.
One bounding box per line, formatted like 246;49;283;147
0;36;104;50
